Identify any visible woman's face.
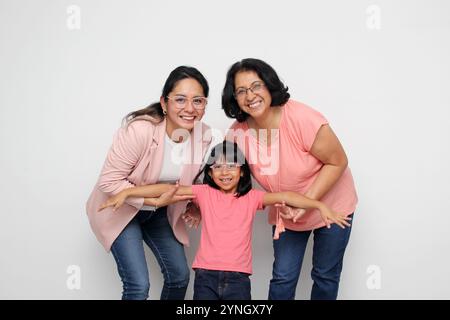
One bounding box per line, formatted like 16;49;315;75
234;70;272;120
161;78;207;136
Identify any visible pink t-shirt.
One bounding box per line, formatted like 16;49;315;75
227;99;358;232
191;184;266;274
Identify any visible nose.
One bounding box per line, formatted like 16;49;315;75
183;100;195;112
245;88;256;101
221;166;236;174
220;167;228;174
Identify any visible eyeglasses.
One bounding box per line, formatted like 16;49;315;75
166;95;208;110
210;163;242;171
234;82;266;100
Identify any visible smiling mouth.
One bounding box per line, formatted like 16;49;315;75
219;177;233;183
247;100;262;109
179;115;196;121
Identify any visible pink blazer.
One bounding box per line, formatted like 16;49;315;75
86;116;212;251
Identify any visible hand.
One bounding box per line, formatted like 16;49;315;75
318;205;352;229
98;191;128;212
274;201;307;222
181;201;201;228
154;182;196;208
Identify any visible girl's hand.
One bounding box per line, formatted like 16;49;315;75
154;182;196;208
319;205;352;229
98;191;128;212
274;202;307;222
181;201;201;228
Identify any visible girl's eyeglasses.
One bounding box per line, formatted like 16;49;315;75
210;163;242;171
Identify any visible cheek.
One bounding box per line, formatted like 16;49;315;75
236;100;246;109
211;172;220;182
196;109;206;118
263;92;272;105
166;108;180;119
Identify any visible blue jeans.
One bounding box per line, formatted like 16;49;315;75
110;208;189;300
268;213;354;300
193;269;251;300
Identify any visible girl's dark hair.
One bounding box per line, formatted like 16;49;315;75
222;58;290;122
194;141;252;197
124;66;209;123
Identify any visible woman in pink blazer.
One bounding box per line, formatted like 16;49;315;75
86;66;213;300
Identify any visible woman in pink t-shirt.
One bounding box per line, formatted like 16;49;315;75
222;58;358;300
98;141;350;300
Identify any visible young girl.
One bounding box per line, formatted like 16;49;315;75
98;141;351;300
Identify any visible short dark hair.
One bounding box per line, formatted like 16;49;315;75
194;141;252;197
125;66;209;123
222;58;290;122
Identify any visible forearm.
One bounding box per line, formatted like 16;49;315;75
143;198;158;206
305;163;346;200
123;184;173;198
142;185;194;207
281;192;325;211
124;184;193;201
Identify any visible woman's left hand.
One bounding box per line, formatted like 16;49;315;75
319;205;352;229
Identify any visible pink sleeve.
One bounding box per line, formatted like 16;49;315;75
251;190;266;211
191;184;207;206
294;103;329;152
97;122;148;209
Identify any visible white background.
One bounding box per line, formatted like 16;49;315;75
1;0;449;299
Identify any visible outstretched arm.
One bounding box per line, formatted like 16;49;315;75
119;183;193;198
263;192;351;229
264;191;322;210
98;183;194;212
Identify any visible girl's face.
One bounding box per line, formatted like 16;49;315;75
161;78;207;138
234;70;272;120
209;161;242;194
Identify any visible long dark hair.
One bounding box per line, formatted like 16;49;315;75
124;66;209;123
194;141;252;197
222;58;290;122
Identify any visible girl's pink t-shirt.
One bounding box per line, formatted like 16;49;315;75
191;184;265;274
228;99;358;232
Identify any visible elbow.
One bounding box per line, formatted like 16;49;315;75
97;180;113;194
97;176;121;194
332;157;348;177
334;152;348;171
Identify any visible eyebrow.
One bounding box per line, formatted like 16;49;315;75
172;94;206;98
